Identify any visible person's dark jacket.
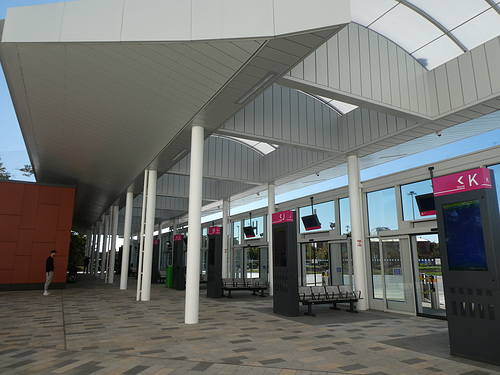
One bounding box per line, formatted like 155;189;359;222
46;256;54;272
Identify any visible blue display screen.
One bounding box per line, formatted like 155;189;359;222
443;199;488;271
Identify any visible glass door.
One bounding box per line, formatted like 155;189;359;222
245;246;260;279
300;242;329;286
369;237;415;313
329;242;352;287
411;234;446;318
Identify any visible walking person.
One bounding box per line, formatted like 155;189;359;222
44;250;57;296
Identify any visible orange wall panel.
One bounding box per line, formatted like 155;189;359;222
0;181;24;215
20;184;40;229
0;181;75;289
16;229;35;256
58;188;75;230
0;214;21;242
0;242;17;269
34;204;59;243
12;256;31;283
0;270;13;284
39;186;61;205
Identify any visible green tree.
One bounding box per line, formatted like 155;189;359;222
68;231;87;269
0;157;11;180
19;164;34;177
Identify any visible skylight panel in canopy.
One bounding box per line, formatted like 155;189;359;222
350;0;500;70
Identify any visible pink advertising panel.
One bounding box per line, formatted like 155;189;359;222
272;210;294;224
433;167;492;197
174;234;182;242
209;226;221;235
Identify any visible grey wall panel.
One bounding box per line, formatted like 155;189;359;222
338;26;351;93
471;47;492;100
359;26;371;100
327;31;340;90
435;65;452;114
446;60;465;109
255;94;264;137
457;53;477;105
263;88;273;138
388;43;401;108
315;43;328;86
379;37;392;106
485;39;500;94
272;87;282;139
369;31;382;102
397;48;410;111
348;24;362;96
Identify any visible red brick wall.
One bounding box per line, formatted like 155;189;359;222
0;181;75;289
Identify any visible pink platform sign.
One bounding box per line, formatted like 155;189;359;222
433;167;492;197
209;226;221;235
272;210;294;224
174;234;182;242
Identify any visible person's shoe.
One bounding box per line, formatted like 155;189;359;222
43;291;50;296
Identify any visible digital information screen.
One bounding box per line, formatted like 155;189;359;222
443;199;488;271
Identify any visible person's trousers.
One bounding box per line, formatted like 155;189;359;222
44;271;54;292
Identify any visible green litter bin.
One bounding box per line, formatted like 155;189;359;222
165;265;173;287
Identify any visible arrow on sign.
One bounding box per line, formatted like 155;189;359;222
457;176;464;185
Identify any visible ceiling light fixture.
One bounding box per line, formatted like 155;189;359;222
236;72;276;105
173;149;187;161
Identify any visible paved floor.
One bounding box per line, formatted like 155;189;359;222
1;275;500;375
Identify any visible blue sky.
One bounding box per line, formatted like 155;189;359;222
0;0;75;181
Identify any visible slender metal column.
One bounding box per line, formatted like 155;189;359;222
100;214;109;280
120;191;134;289
108;205;119;284
141;168;157;301
185;125;204;324
267;182;275;296
347;155;368;310
221;199;229;279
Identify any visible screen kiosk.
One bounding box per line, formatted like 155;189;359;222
207;226;223;298
172;234;185;290
272;210;299;316
434;167;500;365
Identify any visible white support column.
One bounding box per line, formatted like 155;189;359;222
185;125;204;324
95;221;103;276
347;155;368;310
120;191;133;289
108;205;119;284
221;199;229;279
267;182;275;296
100;215;109;280
141;169;157;301
90;226;97;276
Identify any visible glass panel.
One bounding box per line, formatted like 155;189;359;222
339;197;351;235
452;9;500;50
246;247;259;279
370;4;443;53
488;164;500;209
382;239;404;302
341;243;351;286
410;0;489;30
415;234;445;314
367;188;398;235
234;248;243;278
202;227;208;248
412;35;463;70
350;0;396;26
244;216;264;239
233;221;241;245
400;179;435;221
370;239;383;299
304;242;329;286
299;200;335;233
